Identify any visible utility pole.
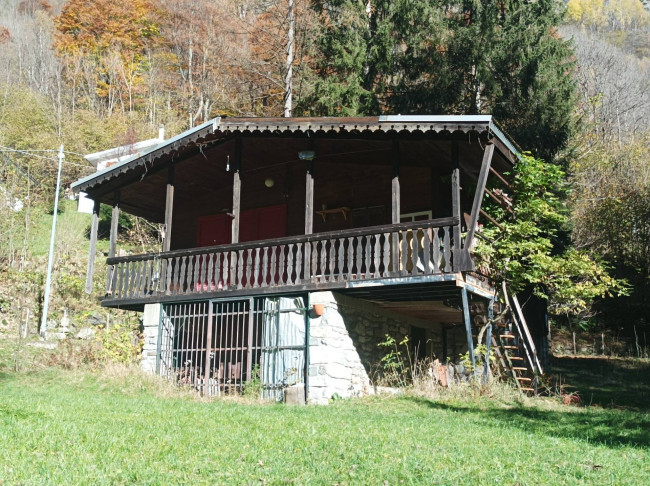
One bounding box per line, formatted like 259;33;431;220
40;145;64;338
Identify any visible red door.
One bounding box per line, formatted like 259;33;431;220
196;205;287;289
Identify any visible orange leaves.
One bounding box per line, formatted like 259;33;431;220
54;0;162;56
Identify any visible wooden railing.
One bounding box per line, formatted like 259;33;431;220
104;217;461;302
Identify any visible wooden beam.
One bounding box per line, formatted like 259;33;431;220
451;142;464;271
231;138;242;244
391;140;400;224
391;140;400;273
107;190;120;292
85;199;100;294
464;144;494;251
305;160;314;235
109;191;120;259
460;287;477;379
162;165;175;252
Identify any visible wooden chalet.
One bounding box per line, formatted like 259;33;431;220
72;115;544;403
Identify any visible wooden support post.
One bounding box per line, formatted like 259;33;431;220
85;199;100;294
461;287;477;379
107;191;120;292
464;143;494;252
484;296;495;384
451;142;463;271
391;140;400;224
231;138;242;244
162;165;175;252
305;160;314;235
109;191;120;258
391;140;400;272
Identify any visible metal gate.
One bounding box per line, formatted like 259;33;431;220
158;296;307;400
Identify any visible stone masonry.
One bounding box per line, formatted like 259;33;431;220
141;303;161;374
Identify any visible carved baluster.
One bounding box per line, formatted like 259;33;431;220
262;247;269;286
422;229;432;275
253;248;261;288
355;237;363;280
410;230;420;275
373;235;381;277
382;233;391;277
311;242;318;282
443;226;452;272
179;256;187;293
319;241;327;283
193;255;201;292
237;250;244;289
221;253;229;290
269;246;279;286
400;232;408;276
337;239;345;281
207;254;214;292
328;239;335;282
346;237;354;279
244;249;252;288
288;243;295;284
197;253;208;292
295;243;303;283
278;245;286;285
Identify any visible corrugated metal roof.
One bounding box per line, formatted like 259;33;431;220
71;115;520;193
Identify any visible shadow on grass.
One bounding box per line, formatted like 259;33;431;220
550;356;650;411
404;396;650;449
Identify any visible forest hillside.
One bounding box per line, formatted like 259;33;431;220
0;0;648;359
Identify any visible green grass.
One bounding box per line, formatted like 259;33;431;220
551;356;650;411
1;368;649;485
29;199;94;258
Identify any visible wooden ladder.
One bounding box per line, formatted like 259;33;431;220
494;282;544;394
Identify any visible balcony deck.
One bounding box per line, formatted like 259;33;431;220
101;217;488;310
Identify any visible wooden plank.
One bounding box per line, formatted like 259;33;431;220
231;171;241;244
85;199;100;294
305;161;314;235
107;191;120;292
163;165;174;252
461;287;478;379
391;139;400;224
512;294;544;375
109;192;120;259
464;143;494;251
451;142;462;271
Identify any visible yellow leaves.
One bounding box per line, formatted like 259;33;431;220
566;0;650;29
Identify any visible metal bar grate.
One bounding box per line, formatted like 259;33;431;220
160;296;306;399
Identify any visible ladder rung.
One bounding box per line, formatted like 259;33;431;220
512;367;527;371
517;377;532;382
521;387;535;392
500;334;515;339
509;356;524;361
503;345;518;350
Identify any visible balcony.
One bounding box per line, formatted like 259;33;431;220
103;217;467;309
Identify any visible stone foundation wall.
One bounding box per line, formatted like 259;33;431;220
307;292;470;404
141;303;161;374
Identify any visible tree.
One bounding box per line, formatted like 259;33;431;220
476;154;627;318
54;0;163;115
302;0;578;160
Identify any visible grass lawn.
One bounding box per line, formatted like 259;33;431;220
551;355;650;411
1;368;649;485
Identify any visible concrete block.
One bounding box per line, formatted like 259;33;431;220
284;384;305;405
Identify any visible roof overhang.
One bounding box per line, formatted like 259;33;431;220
71;115;521;195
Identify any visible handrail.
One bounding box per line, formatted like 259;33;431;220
107;216;459;264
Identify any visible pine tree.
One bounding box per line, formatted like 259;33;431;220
301;0;577;160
